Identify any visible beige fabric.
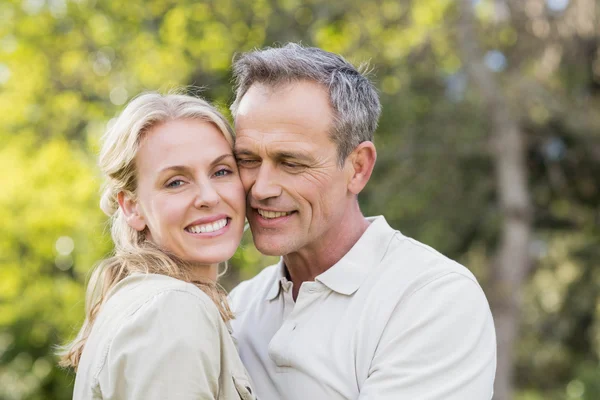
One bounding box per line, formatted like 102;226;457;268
73;274;255;400
230;216;496;400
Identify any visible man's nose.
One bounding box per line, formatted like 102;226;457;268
194;180;220;209
251;163;282;201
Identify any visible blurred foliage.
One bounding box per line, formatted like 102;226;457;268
1;0;599;398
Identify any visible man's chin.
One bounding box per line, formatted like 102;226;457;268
254;244;286;257
253;236;295;257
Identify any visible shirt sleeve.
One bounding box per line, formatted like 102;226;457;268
359;272;497;400
99;290;222;400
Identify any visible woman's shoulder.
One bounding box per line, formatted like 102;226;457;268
79;275;234;399
84;274;222;355
107;273;212;307
109;272;202;295
88;274;222;348
106;273;221;324
76;274;225;392
126;282;219;330
104;276;225;369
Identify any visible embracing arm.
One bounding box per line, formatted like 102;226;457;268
359;272;497;400
99;290;222;400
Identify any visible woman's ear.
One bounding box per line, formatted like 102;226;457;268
346;141;377;195
117;191;147;231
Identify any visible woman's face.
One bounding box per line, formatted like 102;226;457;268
121;118;246;274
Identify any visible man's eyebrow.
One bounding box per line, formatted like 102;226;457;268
275;151;312;162
233;149;256;157
234;148;313;162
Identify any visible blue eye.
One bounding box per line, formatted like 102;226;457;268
166;179;184;188
214;169;231;177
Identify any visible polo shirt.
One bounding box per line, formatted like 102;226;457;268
229;216;496;400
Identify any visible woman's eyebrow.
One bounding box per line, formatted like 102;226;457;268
158;165;192;175
157;154;234;176
211;153;236;165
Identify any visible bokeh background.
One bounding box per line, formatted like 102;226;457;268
1;0;599;399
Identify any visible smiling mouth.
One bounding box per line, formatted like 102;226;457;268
185;218;229;233
256;209;295;219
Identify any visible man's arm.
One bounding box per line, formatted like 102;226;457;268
359;272;496;400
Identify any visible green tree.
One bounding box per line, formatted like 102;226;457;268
1;0;599;399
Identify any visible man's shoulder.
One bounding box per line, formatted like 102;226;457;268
378;231;480;291
363;215;477;284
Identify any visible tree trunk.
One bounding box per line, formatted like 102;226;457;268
457;2;534;399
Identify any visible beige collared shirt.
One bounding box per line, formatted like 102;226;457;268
229;216;496;400
73;273;255;400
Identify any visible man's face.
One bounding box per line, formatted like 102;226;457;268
234;81;354;257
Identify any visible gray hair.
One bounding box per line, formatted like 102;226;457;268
230;43;381;165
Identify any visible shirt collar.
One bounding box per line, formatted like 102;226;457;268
264;216;397;300
265;258;288;301
315;216;397;295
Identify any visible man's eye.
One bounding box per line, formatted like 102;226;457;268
237;159;259;167
282;162;301;168
166;179;185;188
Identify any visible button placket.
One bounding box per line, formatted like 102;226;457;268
268;283;299;368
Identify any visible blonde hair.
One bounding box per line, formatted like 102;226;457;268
59;92;237;370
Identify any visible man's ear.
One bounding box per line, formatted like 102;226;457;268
117;191;146;232
346;141;377;195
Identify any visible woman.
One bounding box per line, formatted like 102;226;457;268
59;93;255;400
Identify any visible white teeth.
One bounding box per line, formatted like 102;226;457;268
187;218;228;234
257;209;292;219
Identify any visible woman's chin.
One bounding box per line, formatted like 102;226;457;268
184;250;236;268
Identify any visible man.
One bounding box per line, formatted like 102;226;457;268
229;43;496;400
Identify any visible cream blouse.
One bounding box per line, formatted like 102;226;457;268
73;273;255;400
